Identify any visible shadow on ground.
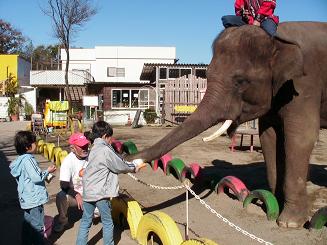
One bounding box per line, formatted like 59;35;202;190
0;146;24;245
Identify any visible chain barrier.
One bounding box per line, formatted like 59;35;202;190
127;173;184;190
185;185;274;245
127;173;274;245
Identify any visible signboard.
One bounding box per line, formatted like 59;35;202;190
83;96;98;107
174;105;197;113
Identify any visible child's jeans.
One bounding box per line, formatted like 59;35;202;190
23;205;45;245
76;199;114;245
221;15;277;37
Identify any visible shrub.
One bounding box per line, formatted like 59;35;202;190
143;108;157;124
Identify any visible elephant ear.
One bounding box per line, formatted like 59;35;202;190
271;36;304;95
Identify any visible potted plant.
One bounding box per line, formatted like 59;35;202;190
24;102;34;120
7;97;20;121
143;108;157;124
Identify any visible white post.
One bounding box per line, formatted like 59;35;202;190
155;66;160;120
186;180;189;240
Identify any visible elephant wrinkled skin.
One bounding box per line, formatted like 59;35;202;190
130;22;327;228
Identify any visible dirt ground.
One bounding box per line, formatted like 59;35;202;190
1;122;327;245
112;125;327;245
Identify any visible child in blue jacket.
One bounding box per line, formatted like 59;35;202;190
10;131;56;245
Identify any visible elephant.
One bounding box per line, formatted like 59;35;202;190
129;21;327;228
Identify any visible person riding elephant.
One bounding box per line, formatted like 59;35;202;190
128;21;327;228
222;0;279;36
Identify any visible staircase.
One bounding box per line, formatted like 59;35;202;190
64;86;86;108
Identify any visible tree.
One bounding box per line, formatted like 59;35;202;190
0;19;26;54
31;44;61;70
43;0;97;112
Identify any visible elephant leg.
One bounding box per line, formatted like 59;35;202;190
259;117;278;193
277;110;320;228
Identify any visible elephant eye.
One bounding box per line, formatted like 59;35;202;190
235;79;249;87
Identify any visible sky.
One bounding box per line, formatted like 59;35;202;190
1;0;327;64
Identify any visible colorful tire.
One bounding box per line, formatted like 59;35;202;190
37;140;45;153
309;206;327;229
136;211;183;245
243;189;279;221
43;144;49;159
181;163;202;182
123;141;138;155
59;150;68;165
54;148;63;167
46;143;55;160
166;158;186;181
215;176;249;202
151;153;172;173
112;140;123;154
51;147;61;162
112;197;143;239
181;238;219;245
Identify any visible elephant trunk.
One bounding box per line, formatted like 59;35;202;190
135;86;226;162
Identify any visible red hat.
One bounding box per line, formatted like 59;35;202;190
69;133;90;147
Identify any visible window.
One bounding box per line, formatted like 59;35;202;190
107;67;125;77
181;68;192;77
112;89;149;109
195;68;206;78
168;68;179;79
159;68;167;79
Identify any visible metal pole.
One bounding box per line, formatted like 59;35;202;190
186;180;189;240
155;66;160;120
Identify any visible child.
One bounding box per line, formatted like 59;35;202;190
221;0;279;36
76;121;145;245
10;131;56;245
54;132;90;233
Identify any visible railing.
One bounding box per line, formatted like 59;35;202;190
30;70;94;86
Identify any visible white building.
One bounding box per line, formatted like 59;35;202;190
31;46;176;125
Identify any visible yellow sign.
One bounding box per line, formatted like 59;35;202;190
174;105;197;113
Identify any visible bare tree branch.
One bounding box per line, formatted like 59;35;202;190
42;0;97;112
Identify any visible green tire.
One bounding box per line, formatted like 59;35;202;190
243;189;279;221
123;141;138;155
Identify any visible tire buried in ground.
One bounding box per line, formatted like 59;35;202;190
136;211;183;245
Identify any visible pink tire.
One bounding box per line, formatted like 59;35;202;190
151;153;172;173
181;163;202;182
112;141;123;154
215;175;249;202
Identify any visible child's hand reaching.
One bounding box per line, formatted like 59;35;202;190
47;165;56;173
132;159;147;172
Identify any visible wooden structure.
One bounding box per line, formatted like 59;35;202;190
230;120;259;152
163;75;206;124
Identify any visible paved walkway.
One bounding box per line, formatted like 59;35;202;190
0;122;137;245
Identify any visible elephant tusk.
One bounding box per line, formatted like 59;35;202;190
202;120;233;142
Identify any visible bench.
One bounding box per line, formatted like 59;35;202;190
230;128;259;152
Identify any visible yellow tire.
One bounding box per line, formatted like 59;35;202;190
112;197;143;239
37;140;45;153
54;148;63;167
136;211;183;245
52;147;62;163
43;144;48;158
44;143;55;160
181;238;219;245
59;150;68;165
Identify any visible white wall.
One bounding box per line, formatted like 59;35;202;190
61;46;176;83
21;86;37;112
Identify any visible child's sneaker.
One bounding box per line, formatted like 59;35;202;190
93;207;100;218
53;220;68;233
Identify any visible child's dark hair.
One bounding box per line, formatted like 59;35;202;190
84;131;95;144
92;121;113;139
14;131;37;155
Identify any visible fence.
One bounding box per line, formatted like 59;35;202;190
163;75;207;124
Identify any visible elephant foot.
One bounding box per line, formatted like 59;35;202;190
277;205;308;228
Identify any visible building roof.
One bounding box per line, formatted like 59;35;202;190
140;63;208;81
